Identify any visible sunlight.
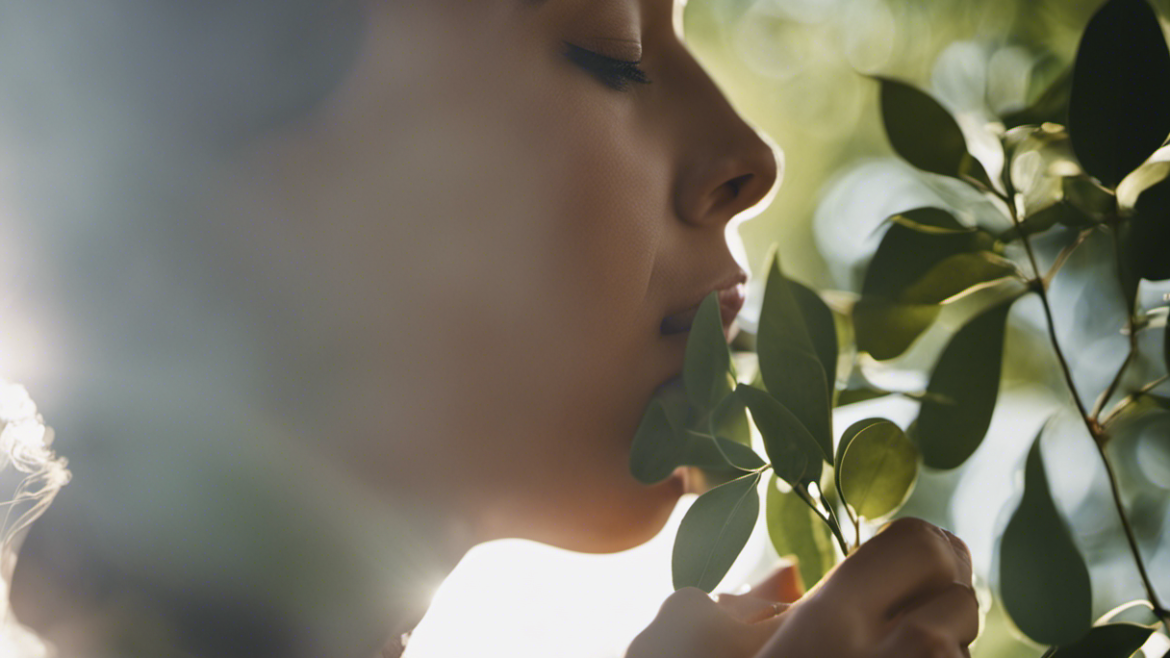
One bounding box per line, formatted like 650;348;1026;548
406;489;770;658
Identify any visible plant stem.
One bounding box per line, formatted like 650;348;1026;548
1001;191;1170;634
817;488;851;557
1101;375;1170;427
1091;221;1140;421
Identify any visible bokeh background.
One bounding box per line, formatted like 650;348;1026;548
2;0;1169;657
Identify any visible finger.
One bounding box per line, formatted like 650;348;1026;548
876;583;980;658
744;560;805;603
825;517;969;618
629;588;773;658
714;593;791;624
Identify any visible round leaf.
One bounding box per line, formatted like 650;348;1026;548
685;292;735;409
736;384;821;486
878;77;972;179
1000;424;1093;646
863;208;991;301
766;475;836;589
836;419;919;520
672;472;761;592
629;400;685;484
1068;0;1170;188
1129;176;1170;281
916;298;1015;469
1043;622;1155;658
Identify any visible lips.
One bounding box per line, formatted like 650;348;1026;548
660;281;747;339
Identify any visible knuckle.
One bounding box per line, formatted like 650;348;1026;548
885;518;958;578
899;621;956;658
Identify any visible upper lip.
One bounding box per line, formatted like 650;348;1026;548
660;270;749;340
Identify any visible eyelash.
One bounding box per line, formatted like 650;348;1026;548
563;42;651;92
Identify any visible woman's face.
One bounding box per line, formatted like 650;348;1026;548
223;0;779;552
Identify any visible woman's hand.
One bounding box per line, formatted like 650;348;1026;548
625;517;979;658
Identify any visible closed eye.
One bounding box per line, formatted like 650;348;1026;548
563;42;651;92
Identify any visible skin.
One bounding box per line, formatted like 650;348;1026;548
6;0;978;656
218;0;778;554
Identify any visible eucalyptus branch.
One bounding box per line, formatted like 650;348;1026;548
817;488;851;557
1100;375;1169;428
794;484;849;556
1091;218;1140;421
1003;191;1170;632
1042;228;1094;287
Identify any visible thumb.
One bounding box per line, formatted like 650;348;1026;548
746;559;805;603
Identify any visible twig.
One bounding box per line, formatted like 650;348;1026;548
998;188;1170;634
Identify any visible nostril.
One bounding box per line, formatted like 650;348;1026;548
726;173;753;198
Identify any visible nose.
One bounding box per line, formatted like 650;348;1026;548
673;59;782;228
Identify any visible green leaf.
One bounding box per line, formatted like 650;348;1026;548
835;386;893;407
790;280;839;402
680;431;766;471
1002;67;1072;130
1068;0;1170;188
736;384;822;486
1000;423;1093;646
864;209;992;300
1041;622;1155;658
758;253;833;459
1001;201;1094;241
899;252;1018;305
916;298;1016;469
855;208;999;359
672;472;761;592
1129;176;1170;281
835;418;919;520
685;292;735;409
853;299;941;361
766;475;836;589
629;400;686;484
878;77;973;179
710;386;752;446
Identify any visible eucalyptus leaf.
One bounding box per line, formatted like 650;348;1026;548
853;300;940;361
916;298;1016;469
790;280;839;401
736;384;822;486
1002;67;1072;130
1041;622;1155;658
878;77;974;180
835;386;893;407
1001;202;1093;241
1068;0;1170;188
758;254;833;458
679;431;766;471
899;252;1018;305
864;208;992;301
766;475;836;589
835;418;918;520
1000;423;1093;646
711;386;752;446
630;400;685;484
685;292;735;409
1129;176;1170;281
672;472;761;592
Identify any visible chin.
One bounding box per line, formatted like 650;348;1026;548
534;473;685;555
